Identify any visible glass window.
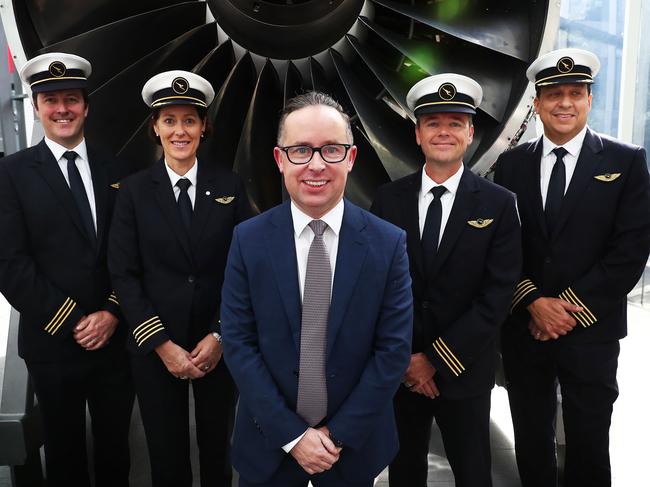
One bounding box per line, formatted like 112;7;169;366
557;0;625;137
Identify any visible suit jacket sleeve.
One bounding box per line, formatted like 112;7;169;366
108;178;170;354
327;230;413;450
221;226;309;448
493;154;543;313
558;147;650;328
426;193;522;380
0;161;85;339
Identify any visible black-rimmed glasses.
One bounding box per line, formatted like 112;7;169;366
278;144;351;164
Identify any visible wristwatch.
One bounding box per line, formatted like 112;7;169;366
211;331;223;344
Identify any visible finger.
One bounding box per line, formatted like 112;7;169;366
319;434;339;455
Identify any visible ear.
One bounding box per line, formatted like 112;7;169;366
467;123;474;145
414;122;422;147
273;146;284;173
533;96;540;114
346;145;357;173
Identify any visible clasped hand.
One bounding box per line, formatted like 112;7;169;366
73;310;118;350
403;352;440;399
155;333;222;379
290;426;341;475
527;297;582;341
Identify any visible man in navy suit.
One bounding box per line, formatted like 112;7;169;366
494;48;650;487
371;74;521;486
220;91;413;487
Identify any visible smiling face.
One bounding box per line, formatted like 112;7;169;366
274;104;357;219
415;112;474;170
534;83;592;145
152;105;206;170
35;89;88;149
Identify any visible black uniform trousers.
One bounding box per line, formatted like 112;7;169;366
389;385;492;487
27;352;133;487
502;331;619;487
131;352;237;487
237;460;374;487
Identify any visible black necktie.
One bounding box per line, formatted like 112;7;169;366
545;147;568;232
63;150;95;242
421;185;447;268
176;178;193;231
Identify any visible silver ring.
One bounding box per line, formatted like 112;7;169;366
203;364;210;371
535;331;542;339
403;382;413;388
179;376;188;380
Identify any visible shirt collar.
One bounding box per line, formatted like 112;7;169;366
291;198;344;238
44;136;88;164
165;158;198;188
542;125;588;158
420;163;464;197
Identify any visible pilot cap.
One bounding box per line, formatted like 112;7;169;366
142;70;215;109
20;52;91;93
407;73;482;117
527;48;600;87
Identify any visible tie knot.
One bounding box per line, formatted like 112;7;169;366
552;147;568;160
309;219;327;236
431;185;447;200
176;178;191;192
63;151;78;163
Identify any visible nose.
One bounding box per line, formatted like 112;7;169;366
307;150;327;170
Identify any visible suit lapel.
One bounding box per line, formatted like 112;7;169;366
327;201;368;359
34;140;91;242
524;137;548;239
268;202;302;351
400;173;426;280
552;129;604;239
429;168;478;278
189;161;215;249
151;160;193;262
87;145;108;253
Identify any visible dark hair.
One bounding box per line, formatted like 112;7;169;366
535;83;592;98
277;91;353;144
148;105;212;145
32;89;89;108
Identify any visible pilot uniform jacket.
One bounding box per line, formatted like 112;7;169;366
220;200;413;484
371;167;522;399
108;158;252;354
494;128;650;342
0;139;126;361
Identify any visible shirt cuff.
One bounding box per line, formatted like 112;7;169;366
282;430;308;453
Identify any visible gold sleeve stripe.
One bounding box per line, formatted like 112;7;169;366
432;341;460;376
559;289;596;326
515;278;534;290
133;319;164;341
50;301;77;335
133;316;161;336
45;297;74;333
437;338;465;372
108;297;119;305
566;288;598;324
511;282;537;311
136;325;165;347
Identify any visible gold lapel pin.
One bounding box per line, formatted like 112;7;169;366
110;182;120;189
215;196;235;204
594;173;621;182
467;218;494;228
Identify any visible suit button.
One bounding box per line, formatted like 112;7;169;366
544;257;552;264
329;373;336;379
422;301;431;309
188;275;195;283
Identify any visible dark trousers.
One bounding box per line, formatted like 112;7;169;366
389;385;492;487
27;352;134;487
131;352;237;487
238;457;374;487
502;330;620;487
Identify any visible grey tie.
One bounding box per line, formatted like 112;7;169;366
296;219;331;426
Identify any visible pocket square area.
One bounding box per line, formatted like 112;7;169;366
467;218;494;228
594;173;621;182
215;196;235;204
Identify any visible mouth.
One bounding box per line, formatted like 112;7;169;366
171;141;191;147
53;119;73;124
303;180;328;188
553;113;575;120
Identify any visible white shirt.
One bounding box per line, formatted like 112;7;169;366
164;158;198;208
45;137;97;231
540;126;587;208
418;163;464;244
282;199;344;453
